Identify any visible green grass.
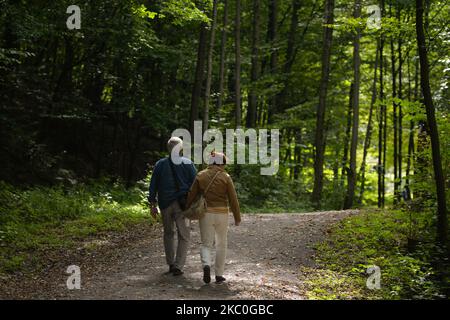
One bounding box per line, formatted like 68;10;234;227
0;180;154;274
304;209;447;299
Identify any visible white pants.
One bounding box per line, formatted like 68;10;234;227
199;212;229;277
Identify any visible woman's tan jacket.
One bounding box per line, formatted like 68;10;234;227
185;165;241;223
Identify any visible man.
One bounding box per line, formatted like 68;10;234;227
148;137;197;276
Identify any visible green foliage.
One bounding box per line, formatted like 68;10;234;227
132;3;159;20
308;209;446;299
0;180;153;274
160;0;210;25
229;165;313;213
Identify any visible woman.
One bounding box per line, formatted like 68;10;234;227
185;152;241;284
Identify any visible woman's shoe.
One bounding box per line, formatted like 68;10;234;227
203;266;211;284
215;276;226;284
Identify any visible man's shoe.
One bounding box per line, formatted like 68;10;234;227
172;268;184;276
164;264;176;275
203;266;211;284
215;276;226;284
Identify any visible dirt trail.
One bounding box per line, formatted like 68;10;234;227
1;211;358;300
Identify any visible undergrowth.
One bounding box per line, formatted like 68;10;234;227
304;209;448;299
0;180;153;274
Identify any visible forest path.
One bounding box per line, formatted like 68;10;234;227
2;211;358;299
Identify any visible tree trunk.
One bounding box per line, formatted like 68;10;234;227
216;0;228;118
333;146;340;186
247;0;261;128
293;130;302;180
358;43;379;204
377;4;385;208
415;0;448;245
311;0;335;208
397;7;403;201
277;0;302;112
390;7;399;204
284;129;293;177
378;42;385;207
405;117;415;200
203;0;219;132
53;36;74;103
234;0;242;128
415;120;430;207
190;23;208;134
343;0;361;210
405;57;418;200
382;42;388;208
341;83;353;189
267;0;278;124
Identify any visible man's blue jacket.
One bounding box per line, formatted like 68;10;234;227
148;157;197;210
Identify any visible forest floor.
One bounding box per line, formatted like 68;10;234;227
0;210;359;299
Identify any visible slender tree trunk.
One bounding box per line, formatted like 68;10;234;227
203;0;219;132
397;7;403;201
247;0;261;128
415;120;430;207
217;0;228;118
358;43;379;204
277;0;302;111
343;0;361;210
378;6;385;208
294;130;302;180
405;57;418;200
390;7;399;204
406;117;415;200
190;23;208;134
267;0;278;124
311;0;335;208
415;0;448;245
53;36;74;103
341;83;353;189
234;0;242;128
333;146;340;185
284;0;302;74
382;55;388;208
284;129;293;178
257;100;264;126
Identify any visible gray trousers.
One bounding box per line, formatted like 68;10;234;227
161;201;190;270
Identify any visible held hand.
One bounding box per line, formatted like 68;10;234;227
150;204;159;220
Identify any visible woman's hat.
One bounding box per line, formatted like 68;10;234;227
208;151;227;165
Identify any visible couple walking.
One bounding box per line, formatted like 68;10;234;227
148;137;241;284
